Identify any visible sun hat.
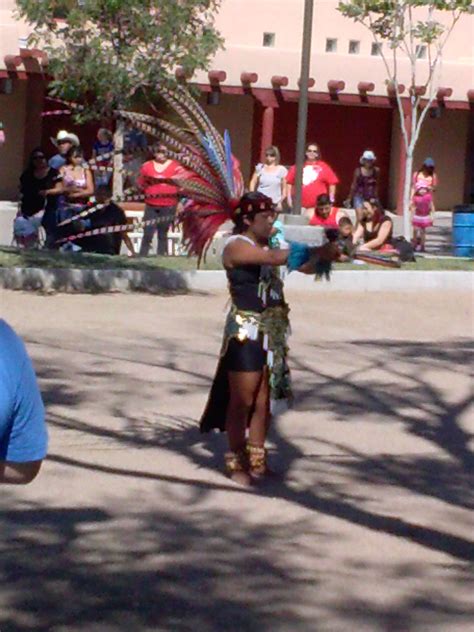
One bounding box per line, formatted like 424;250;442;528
51;130;80;147
361;150;376;162
423;157;435;167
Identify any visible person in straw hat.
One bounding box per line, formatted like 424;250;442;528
48;130;80;171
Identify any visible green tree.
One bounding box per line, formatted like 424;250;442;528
16;0;223;116
16;0;223;193
338;0;472;238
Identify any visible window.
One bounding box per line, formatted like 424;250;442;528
348;40;360;54
326;38;337;53
371;42;382;56
416;44;427;59
263;32;275;47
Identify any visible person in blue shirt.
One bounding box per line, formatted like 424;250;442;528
0;320;48;484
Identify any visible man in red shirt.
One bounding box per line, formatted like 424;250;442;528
309;194;347;227
286;142;339;219
137;144;182;256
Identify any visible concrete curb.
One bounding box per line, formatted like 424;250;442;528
0;267;189;293
0;266;472;294
184;270;473;292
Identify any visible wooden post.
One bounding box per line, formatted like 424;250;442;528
113;120;124;198
396;105;411;215
293;0;314;214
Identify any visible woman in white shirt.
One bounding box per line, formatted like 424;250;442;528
249;146;287;210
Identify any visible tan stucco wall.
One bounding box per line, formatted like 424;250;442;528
192;0;474;103
200;92;255;185
0;79;27;200
388;108;470;211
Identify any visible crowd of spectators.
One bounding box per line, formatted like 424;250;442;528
14;127;436;259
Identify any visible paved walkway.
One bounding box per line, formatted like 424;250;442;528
1;289;473;631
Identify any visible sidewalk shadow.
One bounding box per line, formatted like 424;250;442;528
34;336;474;565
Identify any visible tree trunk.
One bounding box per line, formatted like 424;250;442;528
113;120;124;198
403;149;413;240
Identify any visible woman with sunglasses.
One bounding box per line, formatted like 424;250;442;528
137;144;182;256
18;148;63;246
286;142;339;219
200;191;338;486
249;145;287;211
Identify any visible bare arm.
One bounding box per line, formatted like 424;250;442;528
281;176;288;205
122;232;135;256
373;167;380;199
352;223;364;244
249;170;259;192
328;184;336;203
0;460;42;484
223;239;289;268
286;183;293;207
41;179;63;196
347;169;358;200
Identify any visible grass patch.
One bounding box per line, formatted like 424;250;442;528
0;246;472;272
338;257;473;271
0;246;218;271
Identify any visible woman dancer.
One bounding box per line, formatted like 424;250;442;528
200;191;337;486
53;89;338;484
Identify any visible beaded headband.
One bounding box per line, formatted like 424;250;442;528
233;198;275;217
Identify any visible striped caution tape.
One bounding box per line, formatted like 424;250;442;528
55;214;176;246
56;190;182;227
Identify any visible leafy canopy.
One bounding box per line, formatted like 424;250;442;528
338;1;473;52
16;0;223;118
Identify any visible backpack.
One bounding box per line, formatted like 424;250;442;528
392;236;416;262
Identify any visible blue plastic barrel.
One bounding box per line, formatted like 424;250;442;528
452;205;474;257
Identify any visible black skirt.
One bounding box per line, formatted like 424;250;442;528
200;337;267;433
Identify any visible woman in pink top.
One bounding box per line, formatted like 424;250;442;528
410;157;437;252
57;146;94;227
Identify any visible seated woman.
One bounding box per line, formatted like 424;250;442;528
352;199;394;252
58;146;94;222
309;194;347;228
17;148;62;247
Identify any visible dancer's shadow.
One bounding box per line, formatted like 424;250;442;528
37;335;474;565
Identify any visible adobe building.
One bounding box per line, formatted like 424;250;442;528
1;0;473;210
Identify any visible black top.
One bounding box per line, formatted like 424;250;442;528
20;168;60;217
362;215;393;243
79;202;127;255
226;240;285;312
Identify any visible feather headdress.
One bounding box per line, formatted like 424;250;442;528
42;89;244;260
116;86;244;261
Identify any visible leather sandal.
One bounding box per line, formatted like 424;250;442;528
224;449;251;486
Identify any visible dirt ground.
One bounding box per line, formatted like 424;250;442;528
0;288;473;632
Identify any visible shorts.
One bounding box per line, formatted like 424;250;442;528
225;337;266;372
353;195;365;209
